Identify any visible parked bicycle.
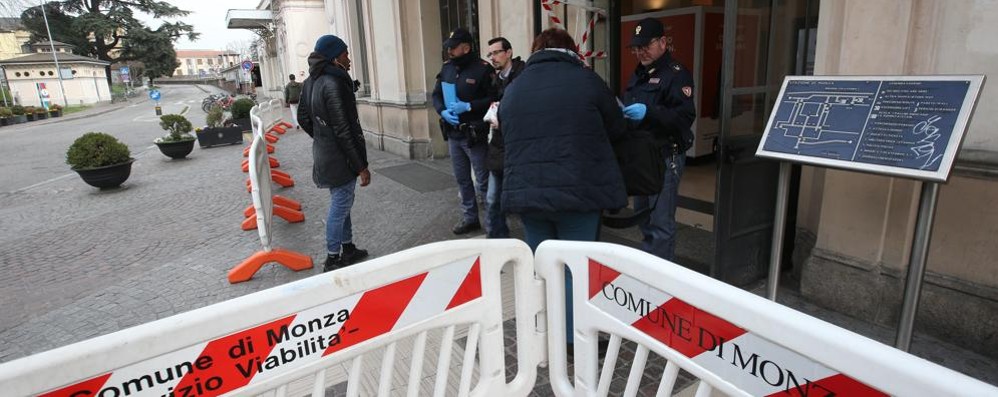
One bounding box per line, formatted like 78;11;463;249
201;94;235;112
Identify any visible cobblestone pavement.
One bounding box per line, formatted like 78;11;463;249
0;85;995;393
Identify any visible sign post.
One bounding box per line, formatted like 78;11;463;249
755;75;985;351
149;89;162;115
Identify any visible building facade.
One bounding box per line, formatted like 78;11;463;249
0;52;111;107
173;50;241;78
0;18;31;61
232;0;998;360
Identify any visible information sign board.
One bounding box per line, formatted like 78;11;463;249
756;75;985;182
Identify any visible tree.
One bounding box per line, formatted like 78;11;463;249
123;27;179;85
20;0;198;85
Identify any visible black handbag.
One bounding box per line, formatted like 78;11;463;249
613;129;665;196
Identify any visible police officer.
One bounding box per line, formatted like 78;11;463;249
622;18;696;261
432;27;498;235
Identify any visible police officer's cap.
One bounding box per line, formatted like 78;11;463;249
630;18;665;47
444;27;474;49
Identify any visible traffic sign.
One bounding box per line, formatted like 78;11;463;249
241;60;253;71
149;89;161;101
120;66;130;75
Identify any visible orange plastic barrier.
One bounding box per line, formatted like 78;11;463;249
228;249;313;283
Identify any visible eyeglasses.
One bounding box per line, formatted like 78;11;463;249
486;49;509;58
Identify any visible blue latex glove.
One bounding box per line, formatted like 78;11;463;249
622;103;647;121
448;101;472;115
441;109;460;126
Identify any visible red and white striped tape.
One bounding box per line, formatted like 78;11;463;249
41;256;483;397
587;259;888;397
540;0;607;62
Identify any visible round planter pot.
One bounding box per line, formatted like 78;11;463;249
73;159;135;189
155;139;196;159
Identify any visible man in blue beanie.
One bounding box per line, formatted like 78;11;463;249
297;34;371;272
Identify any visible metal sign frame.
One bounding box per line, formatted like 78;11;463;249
756;75;985;183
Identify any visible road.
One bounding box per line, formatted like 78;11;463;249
0;85;225;193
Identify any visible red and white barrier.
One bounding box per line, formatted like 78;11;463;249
3;239;996;396
534;241;998;396
0;240;543;397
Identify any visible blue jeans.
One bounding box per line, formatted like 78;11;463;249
448;137;489;224
634;150;686;261
326;178;357;255
520;211;601;344
486;171;509;238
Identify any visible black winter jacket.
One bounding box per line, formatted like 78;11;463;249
498;49;627;214
298;52;368;188
486;57;525;172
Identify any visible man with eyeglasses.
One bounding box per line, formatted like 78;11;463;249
483;37;525;239
622;17;696;261
432;27;498;235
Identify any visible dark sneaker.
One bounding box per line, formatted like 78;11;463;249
452;220;481;235
341;243;369;265
323;254;346;272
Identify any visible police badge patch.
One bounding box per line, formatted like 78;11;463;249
636;26;642;35
682;86;692;97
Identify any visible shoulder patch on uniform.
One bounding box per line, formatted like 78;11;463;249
672;63;682;72
682;86;692;97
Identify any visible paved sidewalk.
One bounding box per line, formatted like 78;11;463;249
0;105;995;393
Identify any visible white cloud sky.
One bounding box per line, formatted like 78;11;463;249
3;0;257;50
140;0;256;50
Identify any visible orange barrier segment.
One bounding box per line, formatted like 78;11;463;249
278;121;293;129
271;169;291;179
243;144;275;157
241;157;280;172
273;195;301;210
242;205;306;230
272;173;295;188
270;125;287;135
264;133;279;144
228;249;313;283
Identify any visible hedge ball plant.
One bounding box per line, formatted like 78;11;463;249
66;132;132;170
156;114;195;143
230;98;255;119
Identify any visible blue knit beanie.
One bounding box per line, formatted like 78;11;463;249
315;35;348;60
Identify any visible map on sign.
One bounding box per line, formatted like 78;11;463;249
756;76;984;182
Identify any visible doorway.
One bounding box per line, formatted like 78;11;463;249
608;0;820;284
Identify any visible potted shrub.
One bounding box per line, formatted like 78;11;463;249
154;114;196;159
49;103;63;118
225;97;256;131
34;106;49;120
66;132;134;189
0;107;11;127
23;106;37;121
10;105;27;124
196;104;243;148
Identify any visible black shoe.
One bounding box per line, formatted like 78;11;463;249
341;243;369;265
452;220;482;235
323;254;346;272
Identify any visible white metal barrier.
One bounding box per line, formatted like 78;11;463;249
0;240;543;396
248;104;274;251
533;240;998;396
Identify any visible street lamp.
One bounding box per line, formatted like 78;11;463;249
39;0;69;107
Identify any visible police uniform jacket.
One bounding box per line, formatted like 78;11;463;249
431;53;498;138
623;52;696;151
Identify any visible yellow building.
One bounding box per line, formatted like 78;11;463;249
0;17;32;61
